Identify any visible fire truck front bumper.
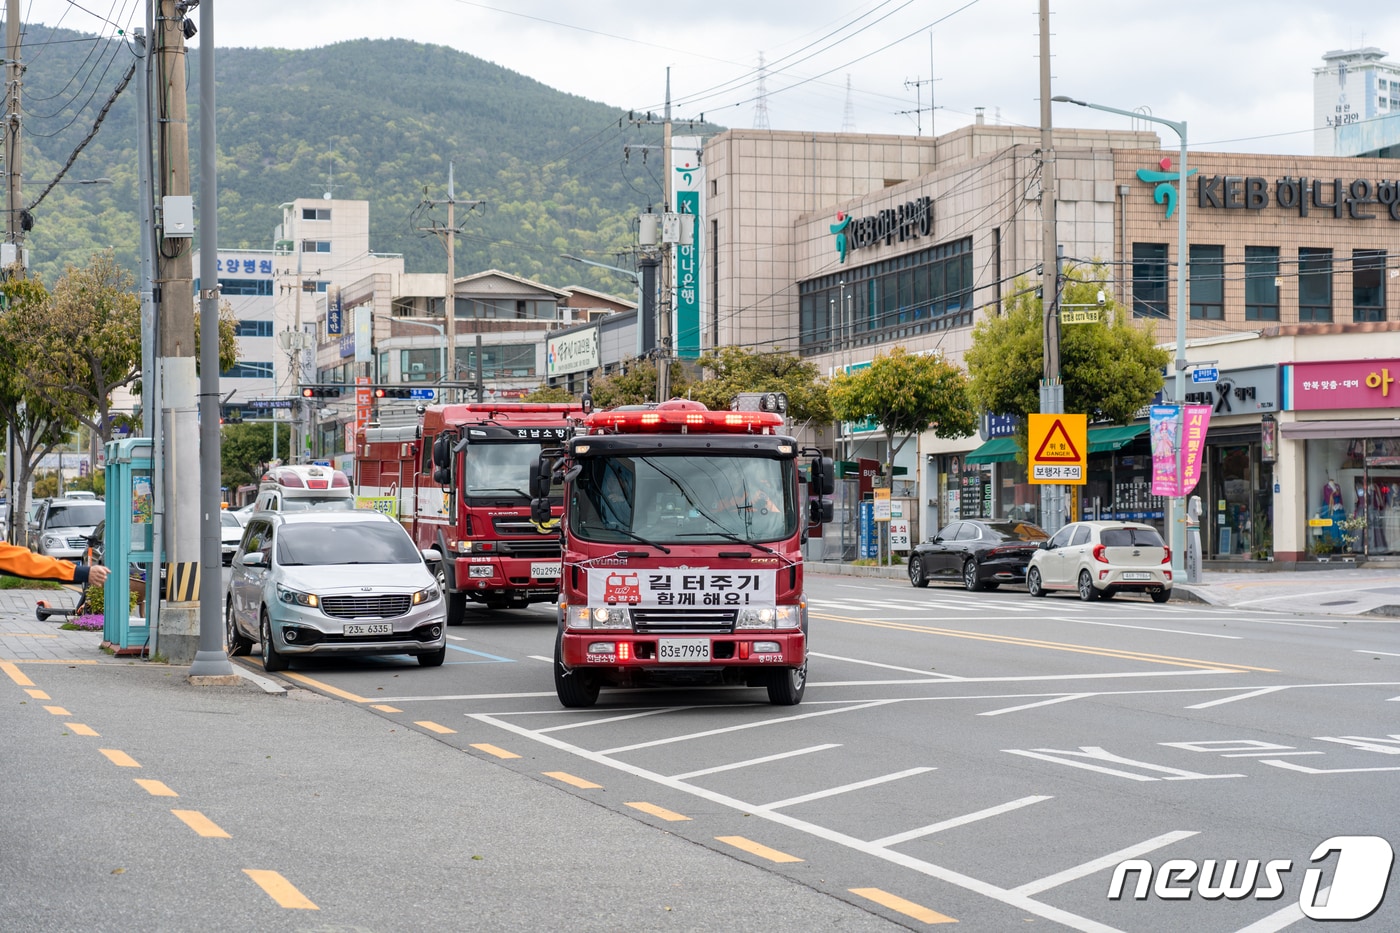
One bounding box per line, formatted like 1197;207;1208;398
560;629;806;671
454;555;562;592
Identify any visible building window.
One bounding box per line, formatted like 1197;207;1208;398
455;343;537;378
1298;248;1333;322
301;240;331;254
400;348;441;383
221;362;273;379
1132;243;1169;318
301;208;331;221
1353;249;1386;322
1189;245;1224;320
220;278;274;297
1244;246;1279;321
234;319;274;337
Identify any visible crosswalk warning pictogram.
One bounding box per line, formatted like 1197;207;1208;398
1033;419;1082;462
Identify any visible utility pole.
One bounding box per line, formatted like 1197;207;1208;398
154;0;201;663
417;163;483;401
1037;0;1064;535
3;0;20;541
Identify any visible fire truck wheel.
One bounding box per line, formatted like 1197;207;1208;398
417;645;446;667
554;633;599;708
765;662;806;706
260;614;288;673
226;603;252;657
444;592;466;626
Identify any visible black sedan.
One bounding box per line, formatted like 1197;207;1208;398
908;519;1049;591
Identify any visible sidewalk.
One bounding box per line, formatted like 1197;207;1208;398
806;560;1400;617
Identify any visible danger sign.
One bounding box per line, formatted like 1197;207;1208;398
1028;413;1087;485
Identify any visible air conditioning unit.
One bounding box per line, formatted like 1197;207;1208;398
409;362;425;373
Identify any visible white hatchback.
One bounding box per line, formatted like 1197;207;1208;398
1025;520;1173;602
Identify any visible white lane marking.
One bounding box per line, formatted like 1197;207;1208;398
1356;649;1400;657
538;707;688;733
764;767;935;810
1233;886;1329;933
446;634;470;641
1247;619;1338;629
1004;748;1244;782
813;669;1231;688
1221;751;1324;758
1010;830;1198;897
672;744;841;780
808;651;965;680
1049;617;1242;639
1232;587;1377;606
979;694;1093;716
600;699;902;755
471;711;1125;933
1186;686;1288;709
869;796;1052;848
527;655;552;662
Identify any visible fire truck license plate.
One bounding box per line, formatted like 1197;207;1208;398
343;623;393;637
530;562;561;579
658;638;710;663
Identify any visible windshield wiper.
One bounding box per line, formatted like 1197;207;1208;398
608;527;671;554
468;487;531;497
675;530;779;557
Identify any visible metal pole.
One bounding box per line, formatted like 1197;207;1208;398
191;0;233;678
1036;0;1064;535
135;10;162;654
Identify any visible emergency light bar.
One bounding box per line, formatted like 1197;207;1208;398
586;399;784;434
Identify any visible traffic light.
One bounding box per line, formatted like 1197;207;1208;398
374;387;412;399
301;386;342;399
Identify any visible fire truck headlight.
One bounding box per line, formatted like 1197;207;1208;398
736;606;797;629
591;606;630;628
411;585;440;605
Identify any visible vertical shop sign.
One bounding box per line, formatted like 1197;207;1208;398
672;136;703;360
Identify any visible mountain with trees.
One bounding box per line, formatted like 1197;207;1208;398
14;26;720;296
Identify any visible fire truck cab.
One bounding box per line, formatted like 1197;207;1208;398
532;399;834;708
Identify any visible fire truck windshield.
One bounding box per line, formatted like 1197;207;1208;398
463;441;560;500
572;454;794;545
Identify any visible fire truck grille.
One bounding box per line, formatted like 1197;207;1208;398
321;594;413;619
629;608;737;634
496;539;561;558
493;518;546;536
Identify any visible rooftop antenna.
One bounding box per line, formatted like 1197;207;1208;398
841;74;856;133
753;52;770;130
323;156;342;200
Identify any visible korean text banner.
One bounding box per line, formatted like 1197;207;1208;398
1149;405;1180;497
587;568;776;608
1179;404;1212;495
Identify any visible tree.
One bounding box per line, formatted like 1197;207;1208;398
523;384;577;403
221;422;292;493
588;358;689;409
828;345;977;473
964;266;1170;461
689;346;833;425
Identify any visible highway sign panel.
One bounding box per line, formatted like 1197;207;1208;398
1028;413;1087;486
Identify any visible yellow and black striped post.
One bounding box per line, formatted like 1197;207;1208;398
165;562;201;602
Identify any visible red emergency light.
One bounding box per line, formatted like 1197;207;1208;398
587;400;784;434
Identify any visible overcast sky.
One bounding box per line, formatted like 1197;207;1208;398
19;1;1400;155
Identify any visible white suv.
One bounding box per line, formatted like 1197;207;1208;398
31;497;107;560
1026;520;1172;602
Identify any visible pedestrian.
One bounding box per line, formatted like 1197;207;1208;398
0;540;109;587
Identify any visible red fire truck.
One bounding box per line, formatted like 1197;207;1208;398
529;398;834;708
356;402;583;624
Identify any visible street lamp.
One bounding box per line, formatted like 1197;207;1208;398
1053;95;1188;576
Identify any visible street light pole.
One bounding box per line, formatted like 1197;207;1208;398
1053;95;1188;575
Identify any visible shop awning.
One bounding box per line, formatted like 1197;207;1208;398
1087;424;1147;453
1280;419;1400;439
964;437;1018;464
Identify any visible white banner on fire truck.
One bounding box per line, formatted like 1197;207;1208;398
587;568;776;608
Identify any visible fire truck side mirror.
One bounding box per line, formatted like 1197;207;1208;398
530;457;553;499
811;457;835;496
432;434;452;470
810;498;834;524
530;498;552;525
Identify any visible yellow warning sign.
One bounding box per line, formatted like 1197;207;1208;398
1028;413;1087;485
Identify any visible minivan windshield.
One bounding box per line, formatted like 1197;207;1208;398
570;454;794;545
276;522;422;566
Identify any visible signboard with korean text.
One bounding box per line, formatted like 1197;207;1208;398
873;487;892;522
1150;404;1212;496
586;568;776;608
672;135;703;360
1028;413;1087;485
546;327;600;376
1181;364;1279;413
326;285;343;336
355;376;372;438
888;518;910;551
1281;359;1400;411
355;496;398;518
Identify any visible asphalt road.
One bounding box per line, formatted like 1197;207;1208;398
221;572;1400;932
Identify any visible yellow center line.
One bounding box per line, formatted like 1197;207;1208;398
627;801;692;822
24;689;49;700
66;723;99;736
171;809;231;838
370;704;401;713
850;887;957;924
135;779;178;797
716;836;803;863
544;771;602;789
814;612;1275;673
282;671;371;702
1;661;35;686
471;743;521;760
243;869;319;910
43;706;71;716
415;720;456;734
99;748;141;768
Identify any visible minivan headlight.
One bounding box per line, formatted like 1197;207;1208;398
276;584;319;608
411;584;440;605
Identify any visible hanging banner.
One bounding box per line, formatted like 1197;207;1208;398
1149;405;1181;496
1179;403;1212;495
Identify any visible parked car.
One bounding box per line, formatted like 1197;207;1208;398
1025;520;1173;602
226;510;447;672
908;519;1049;591
220;512;245;565
30;496;107;560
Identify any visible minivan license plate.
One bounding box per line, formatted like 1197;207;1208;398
658;638;710;663
344;622;392;636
